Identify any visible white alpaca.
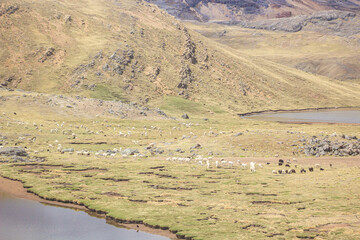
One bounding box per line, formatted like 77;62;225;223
250;162;256;173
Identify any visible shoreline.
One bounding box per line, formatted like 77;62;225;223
0;175;178;240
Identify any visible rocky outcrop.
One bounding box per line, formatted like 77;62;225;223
301;135;360;157
178;64;194;90
224;11;357;34
183;28;197;64
1;76;15;87
39;48;55;63
109;47;135;75
0;147;28;157
177;27;197;97
68;46;138;90
0;5;19;17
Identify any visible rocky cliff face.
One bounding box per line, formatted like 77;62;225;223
147;0;360;21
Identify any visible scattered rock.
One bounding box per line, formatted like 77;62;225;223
190;144;201;150
64;15;72;23
0;147;28;156
302;135;360;157
0;5;19;17
155;108;167;117
122;148;139;155
11;156;28;163
181;113;189;119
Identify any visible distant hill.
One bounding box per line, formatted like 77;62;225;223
148;0;360;81
1;0;360;114
146;0;360;21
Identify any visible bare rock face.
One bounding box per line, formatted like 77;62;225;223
227;10;358;34
146;0;360;22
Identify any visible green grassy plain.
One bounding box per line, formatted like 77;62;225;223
0;90;359;239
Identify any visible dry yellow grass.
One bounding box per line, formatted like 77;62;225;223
1;0;360;115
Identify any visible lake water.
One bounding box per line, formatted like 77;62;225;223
0;192;169;240
244;110;360;124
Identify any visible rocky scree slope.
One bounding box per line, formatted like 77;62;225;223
146;0;360;22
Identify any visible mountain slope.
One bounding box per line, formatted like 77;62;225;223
187;14;360;81
1;0;360;115
147;0;360;21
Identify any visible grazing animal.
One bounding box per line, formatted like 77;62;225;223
278;170;282;174
320;168;324;171
278;162;283;166
266;162;270;165
206;160;210;169
241;163;247;169
258;164;263;168
315;164;321;168
278;159;284;164
215;161;219;168
300;168;306;173
285;170;289;174
309;167;314;172
272;170;277;174
285;164;290;167
330;164;333;167
286;159;291;163
281;169;286;174
250;162;256;173
289;169;296;174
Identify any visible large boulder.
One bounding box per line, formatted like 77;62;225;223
122;148;139;156
181;113;189;119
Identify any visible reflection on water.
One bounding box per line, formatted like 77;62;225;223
246;110;360;124
0;191;169;240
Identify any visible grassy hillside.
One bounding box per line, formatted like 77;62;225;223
1;0;360;115
187;18;360;81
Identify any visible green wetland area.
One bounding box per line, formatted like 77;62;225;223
0;92;359;239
